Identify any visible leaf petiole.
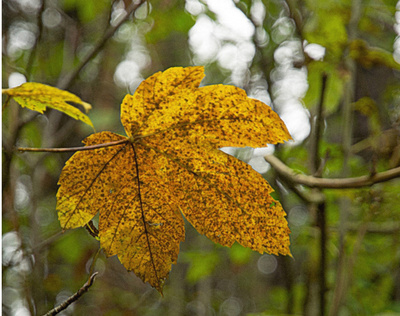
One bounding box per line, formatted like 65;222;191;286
17;138;129;153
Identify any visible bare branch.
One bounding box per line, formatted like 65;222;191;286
25;0;45;80
284;0;305;41
309;73;328;175
17;139;129;153
43;272;99;316
57;0;147;90
32;231;65;253
330;222;400;234
264;154;400;189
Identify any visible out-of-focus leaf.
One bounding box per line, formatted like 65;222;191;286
349;39;400;70
182;250;220;284
2;83;94;128
303;5;348;60
62;0;110;23
303;61;344;114
229;243;253;265
146;5;195;43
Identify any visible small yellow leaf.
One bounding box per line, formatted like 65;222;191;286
57;66;292;294
2;82;94;128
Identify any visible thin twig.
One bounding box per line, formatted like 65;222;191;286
57;0;147;90
308;73;329;316
17;139;129;153
234;2;276;101
330;221;400;234
329;1;362;314
2;95;11;111
285;0;305;41
43;272;99;316
264;154;400;189
32;231;65;253
316;202;327;316
310;73;328;176
25;0;45;80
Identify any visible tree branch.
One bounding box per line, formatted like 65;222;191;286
307;72;329;316
43;272;98;316
264;154;400;189
85;220;99;239
57;0;147;90
25;0;45;80
330;221;400;234
310;73;328;175
284;0;305;41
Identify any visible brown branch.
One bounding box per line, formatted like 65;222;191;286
43;272;99;316
264;154;400;189
25;0;45;80
310;73;328;175
308;73;329;316
330;221;400;234
85;220;99;239
57;0;147;90
17;139;129;153
234;2;276;100
284;0;305;41
32;231;65;253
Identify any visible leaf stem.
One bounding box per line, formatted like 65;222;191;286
85;220;99;239
17;139;129;153
42;272;98;316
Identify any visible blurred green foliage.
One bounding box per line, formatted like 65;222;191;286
303;61;345;114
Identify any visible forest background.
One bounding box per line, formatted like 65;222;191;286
2;0;400;315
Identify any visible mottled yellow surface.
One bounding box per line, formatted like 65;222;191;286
57;66;292;294
3;82;93;128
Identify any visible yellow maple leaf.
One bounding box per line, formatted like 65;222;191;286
2;82;93;128
56;66;292;294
